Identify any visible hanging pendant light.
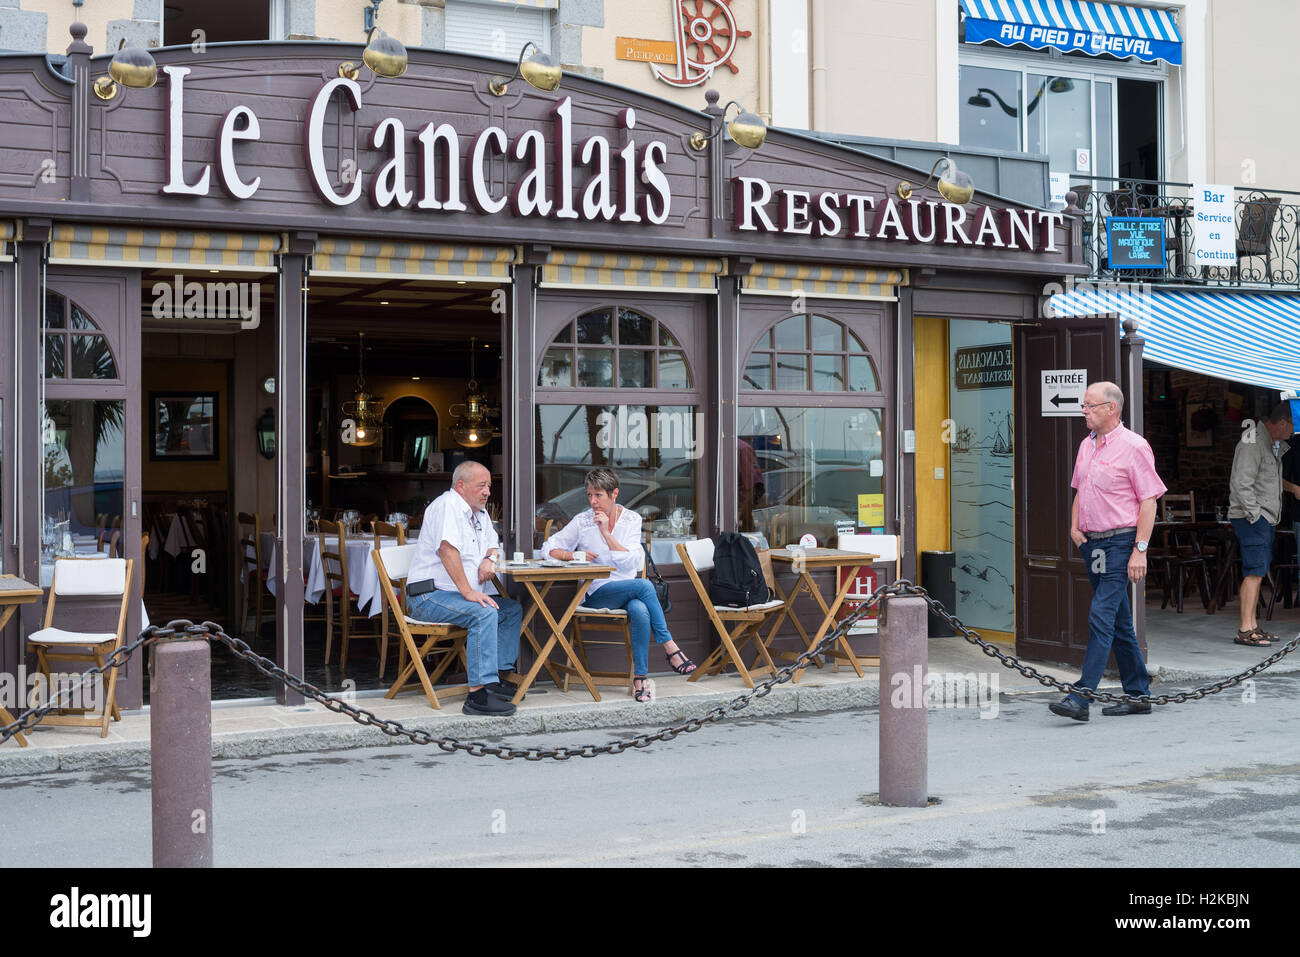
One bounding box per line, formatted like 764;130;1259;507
450;337;498;449
341;332;384;447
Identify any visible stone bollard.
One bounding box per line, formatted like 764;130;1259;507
879;594;928;807
150;633;214;867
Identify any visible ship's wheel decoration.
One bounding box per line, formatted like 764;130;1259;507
653;0;751;88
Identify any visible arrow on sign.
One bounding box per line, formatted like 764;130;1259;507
1051;394;1079;408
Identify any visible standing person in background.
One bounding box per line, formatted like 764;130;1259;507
1228;402;1293;647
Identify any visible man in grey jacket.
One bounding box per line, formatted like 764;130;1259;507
1228;402;1293;646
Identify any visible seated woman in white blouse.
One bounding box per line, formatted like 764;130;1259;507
541;467;697;701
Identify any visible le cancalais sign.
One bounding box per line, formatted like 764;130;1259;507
157;66;1065;251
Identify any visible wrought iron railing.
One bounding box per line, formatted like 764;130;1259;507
1066;176;1300;290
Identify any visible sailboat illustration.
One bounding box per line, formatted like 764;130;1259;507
951;425;973;453
991;412;1013;457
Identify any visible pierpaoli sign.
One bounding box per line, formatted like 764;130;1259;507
159;66;672;224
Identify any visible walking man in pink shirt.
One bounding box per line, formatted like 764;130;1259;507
1050;381;1167;722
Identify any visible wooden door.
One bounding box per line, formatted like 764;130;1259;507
1014;316;1120;666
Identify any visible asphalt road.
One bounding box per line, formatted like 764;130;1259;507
3;676;1299;868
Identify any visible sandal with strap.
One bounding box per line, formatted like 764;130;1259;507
633;677;652;702
665;649;697;675
1234;629;1271;647
1252;626;1279;642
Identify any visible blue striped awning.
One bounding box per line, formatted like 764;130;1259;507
961;1;1183;64
1048;285;1300;392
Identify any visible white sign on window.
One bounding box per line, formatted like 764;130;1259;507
1075;148;1091;173
1193;184;1237;267
1049;171;1070;209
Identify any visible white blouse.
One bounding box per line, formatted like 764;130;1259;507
540;507;643;593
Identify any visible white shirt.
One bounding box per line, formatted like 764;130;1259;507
541;507;642;594
409;489;500;595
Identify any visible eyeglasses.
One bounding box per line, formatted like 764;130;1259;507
1080;401;1113;411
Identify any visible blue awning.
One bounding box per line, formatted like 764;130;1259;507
1048;285;1300;393
961;1;1183;65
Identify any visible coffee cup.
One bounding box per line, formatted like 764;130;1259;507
513;551;525;563
571;552;589;563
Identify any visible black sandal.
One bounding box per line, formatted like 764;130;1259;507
633;677;652;702
665;649;697;675
1234;629;1271;647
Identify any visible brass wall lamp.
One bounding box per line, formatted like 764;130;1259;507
689;100;767;151
897;157;975;205
489;41;562;96
92;41;158;100
339;26;409;80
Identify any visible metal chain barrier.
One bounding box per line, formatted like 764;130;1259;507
4;583;1298;752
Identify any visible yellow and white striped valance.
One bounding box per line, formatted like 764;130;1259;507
0;221;15;262
540;250;725;294
311;240;516;283
741;263;908;302
49;225;281;271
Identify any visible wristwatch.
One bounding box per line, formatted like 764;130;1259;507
1135;540;1148;553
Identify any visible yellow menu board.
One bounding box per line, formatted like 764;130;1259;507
857;493;884;527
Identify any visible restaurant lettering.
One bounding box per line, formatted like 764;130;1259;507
160;66;672;224
731;177;1066;252
953;345;1013;390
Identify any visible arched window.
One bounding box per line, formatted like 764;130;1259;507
738;312;887;546
539;306;693;389
43;292;119;381
742;314;878;393
536;304;701;551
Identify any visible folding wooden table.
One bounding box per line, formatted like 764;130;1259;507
0;575;44;748
502;562;612;704
764;548;877;681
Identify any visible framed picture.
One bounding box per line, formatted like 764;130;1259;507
150;392;219;460
1186;401;1215;448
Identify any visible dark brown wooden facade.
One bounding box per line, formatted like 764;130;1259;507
0;30;1100;709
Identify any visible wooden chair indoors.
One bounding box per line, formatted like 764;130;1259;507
237;513;274;639
676;538;784;689
372;521;407;679
372;544;468;710
1161;491;1196;522
1155;492;1211;612
317;519;378;671
25;557;134;738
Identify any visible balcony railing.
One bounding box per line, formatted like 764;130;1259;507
1067;176;1300;291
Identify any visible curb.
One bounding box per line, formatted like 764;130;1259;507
0;680;882;777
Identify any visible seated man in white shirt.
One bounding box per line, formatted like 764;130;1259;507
406;461;523;717
541;467;696;702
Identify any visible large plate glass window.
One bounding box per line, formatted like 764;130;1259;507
536;306;699;564
739;314;886;547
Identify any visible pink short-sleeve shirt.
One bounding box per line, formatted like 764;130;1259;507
1071;423;1168;533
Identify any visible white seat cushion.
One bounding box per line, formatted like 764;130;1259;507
713;599;785;613
53;557;127;596
28;627;119;646
679;538;715;571
575;605;628;616
403;615;458;628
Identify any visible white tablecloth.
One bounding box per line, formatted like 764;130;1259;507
266;536;397;617
161;513;204;558
648;537;693;566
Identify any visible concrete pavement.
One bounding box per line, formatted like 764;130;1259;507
2;601;1297;777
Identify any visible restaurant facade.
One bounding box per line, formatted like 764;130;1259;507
0;27;1099;709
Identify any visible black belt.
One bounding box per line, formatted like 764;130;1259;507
407;579;438;597
1085;526;1137;540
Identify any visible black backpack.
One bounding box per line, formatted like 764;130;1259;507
708;532;773;608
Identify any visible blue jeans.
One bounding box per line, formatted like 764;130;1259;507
587;578;673;676
407;589;522;688
1070;532;1151;709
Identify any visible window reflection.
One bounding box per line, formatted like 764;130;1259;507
536;404;699;558
738;406;885;546
41;399;125;539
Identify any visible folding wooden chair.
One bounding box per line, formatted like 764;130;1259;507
835;533;899;669
26;557;134;738
566;563;647;695
372;544;469;710
676;538;785;689
317;519;377;670
372;521;407;679
237;513;275;638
